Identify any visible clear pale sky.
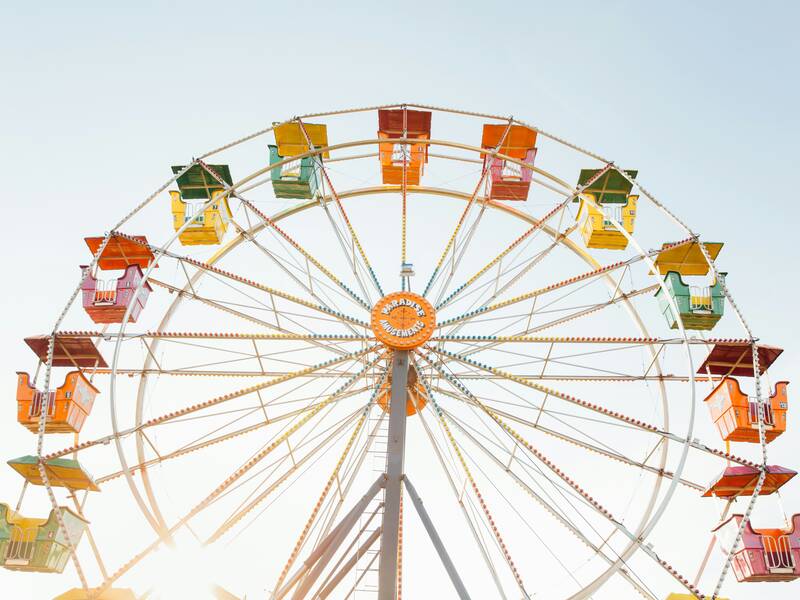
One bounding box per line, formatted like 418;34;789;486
1;2;799;599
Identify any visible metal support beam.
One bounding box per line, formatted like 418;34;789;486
404;476;472;600
317;526;383;598
292;508;370;600
378;350;410;600
273;475;384;600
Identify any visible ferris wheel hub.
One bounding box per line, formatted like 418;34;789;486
370;292;435;350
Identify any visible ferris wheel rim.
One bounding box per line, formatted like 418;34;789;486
106;142;701;597
115;182;683;597
28;103;767;599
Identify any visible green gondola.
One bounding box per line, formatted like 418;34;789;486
269;145;321;200
0;503;88;573
655;271;726;330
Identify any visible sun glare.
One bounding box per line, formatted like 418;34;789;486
149;543;220;600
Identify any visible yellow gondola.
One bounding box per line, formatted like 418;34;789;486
170;189;231;246
170;163;233;246
576;193;638;249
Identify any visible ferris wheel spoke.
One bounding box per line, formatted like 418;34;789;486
163;385;373;430
312;408;387;546
428;186;490;307
90;355;382;597
439;185;588;319
436;242;665;330
237;199;372;311
208;372;373;517
193;158;372;311
110;231;369;329
150;371;365;480
440;405;660;599
270;369;387;597
434;164;614;311
400;108;410;281
229;407;385;596
423;345;660;435
437;224;574;326
53;331;373;369
411;389;511;600
435;385;704;492
439;403;590;592
95;396;357;485
147;277;360;357
423;345;756;468
413;374;531;597
230;213;369;325
430;367;649;464
444;342;658;381
167;270;363;352
195;358;378;523
92;410;356;598
92;368;370;378
133;342;357;376
307;188;376;305
223;411;378;558
418;353;706;598
185;262;364;335
448;283;660;356
66;331;372;343
424;370;632;538
423;119;514;300
296;118;385;299
442;410;654;598
441;236;698;341
434;335;725;382
43;347;378;461
205;402;368;545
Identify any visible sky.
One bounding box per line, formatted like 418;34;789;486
1;1;799;599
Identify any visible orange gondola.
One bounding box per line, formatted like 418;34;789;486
16;371;98;434
704;377;789;443
378;109;431;185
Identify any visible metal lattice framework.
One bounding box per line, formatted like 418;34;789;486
13;103;786;600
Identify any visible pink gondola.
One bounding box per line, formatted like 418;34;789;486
80;264;152;324
485;148;537;201
713;513;800;582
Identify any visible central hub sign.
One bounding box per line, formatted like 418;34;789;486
371;292;436;350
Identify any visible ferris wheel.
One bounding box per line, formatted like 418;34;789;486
3;103;797;600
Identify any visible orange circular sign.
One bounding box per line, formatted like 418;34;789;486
371;292;436;350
